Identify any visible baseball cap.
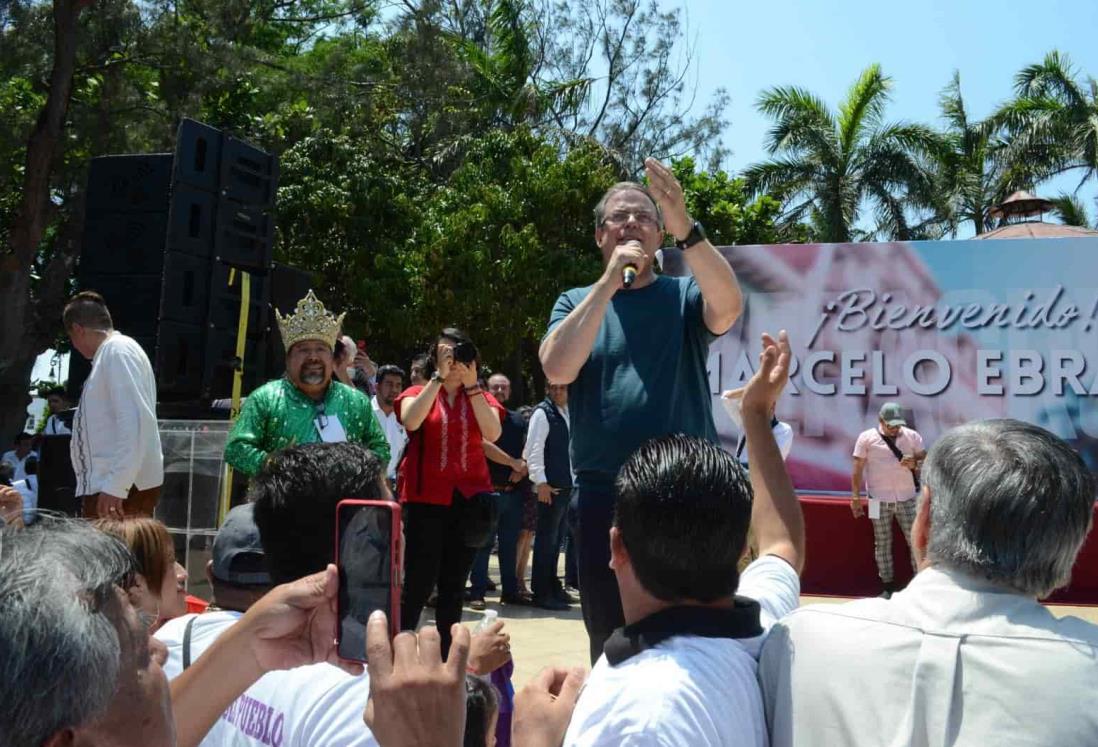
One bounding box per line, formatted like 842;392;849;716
878;402;907;427
211;503;271;586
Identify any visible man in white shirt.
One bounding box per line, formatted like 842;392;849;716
3;516;371;747
1;432;35;482
371;364;408;485
525;381;575;610
556;331;803;747
721;386;794;467
63;291;163;519
42;387;73;436
760;418;1098;747
851;402;926;596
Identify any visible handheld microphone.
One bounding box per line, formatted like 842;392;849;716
622;239;642;288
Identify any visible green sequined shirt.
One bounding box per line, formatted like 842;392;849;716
224;378;391;476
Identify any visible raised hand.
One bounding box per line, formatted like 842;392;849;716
512;666;588;747
435;344;454;380
742;330;791;417
454;361;478;388
0;485;23;527
467;619;511;675
364;613;470;747
644;157;692;241
241;564;363;676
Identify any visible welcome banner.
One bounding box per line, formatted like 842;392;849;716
666;237;1098;492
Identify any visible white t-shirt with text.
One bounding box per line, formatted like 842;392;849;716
156;610;378;747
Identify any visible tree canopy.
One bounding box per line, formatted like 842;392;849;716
0;0;750;427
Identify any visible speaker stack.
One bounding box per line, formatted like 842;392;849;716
70;119;281;407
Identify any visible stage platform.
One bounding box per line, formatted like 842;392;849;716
153;424;1098;608
799;494;1098;605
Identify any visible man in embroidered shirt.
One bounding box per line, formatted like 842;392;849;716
761;419;1098;746
851;401;926;597
556;331;803;747
224;291;389;477
64;291;163;519
371;365;408;485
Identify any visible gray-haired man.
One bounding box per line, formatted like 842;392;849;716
0;517;369;747
761;419;1098;747
0;517;175;746
540;159;744;661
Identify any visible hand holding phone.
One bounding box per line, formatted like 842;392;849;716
335;500;402;662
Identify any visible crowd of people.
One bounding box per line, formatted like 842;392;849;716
3;158;1098;746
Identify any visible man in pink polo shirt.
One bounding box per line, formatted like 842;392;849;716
851;402;926;598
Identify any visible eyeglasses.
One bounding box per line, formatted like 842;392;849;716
601;210;660;227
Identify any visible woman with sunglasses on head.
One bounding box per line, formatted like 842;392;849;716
396;327;505;657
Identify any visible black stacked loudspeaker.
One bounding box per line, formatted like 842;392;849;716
70;120;280;405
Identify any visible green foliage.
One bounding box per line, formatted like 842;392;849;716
995;50;1098;193
410;127;616;374
744;64;945;243
2;0;756;402
669;157;802;245
1049;192;1095;228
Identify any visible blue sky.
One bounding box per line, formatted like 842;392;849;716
681;0;1098;228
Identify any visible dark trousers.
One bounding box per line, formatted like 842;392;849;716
575;484;624;663
400;499;480;657
531;487;571;599
564;492;579;588
469;489;524;598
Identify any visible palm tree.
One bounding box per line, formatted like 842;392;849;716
995;50;1098;192
743;64;944;243
451;0;591;131
1049;192;1096;228
934;72;1021;235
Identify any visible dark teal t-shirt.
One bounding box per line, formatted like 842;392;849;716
546;275;719;487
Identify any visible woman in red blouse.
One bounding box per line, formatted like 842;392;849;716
395;327;504;655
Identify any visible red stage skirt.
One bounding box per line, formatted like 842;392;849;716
799;495;1098;605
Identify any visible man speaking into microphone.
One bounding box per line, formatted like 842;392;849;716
540;157;743;661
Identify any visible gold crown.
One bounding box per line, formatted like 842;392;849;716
275;290;345;350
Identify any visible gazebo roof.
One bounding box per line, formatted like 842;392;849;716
989;190;1055;219
975;221;1098;240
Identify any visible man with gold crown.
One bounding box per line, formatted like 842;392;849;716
224;290;390;476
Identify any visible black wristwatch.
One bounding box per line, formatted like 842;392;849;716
675;220;707;251
430;372;444;384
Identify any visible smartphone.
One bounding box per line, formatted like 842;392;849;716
334;500;402;662
357;339;367;353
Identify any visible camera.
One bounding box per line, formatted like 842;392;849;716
452;340;478;365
